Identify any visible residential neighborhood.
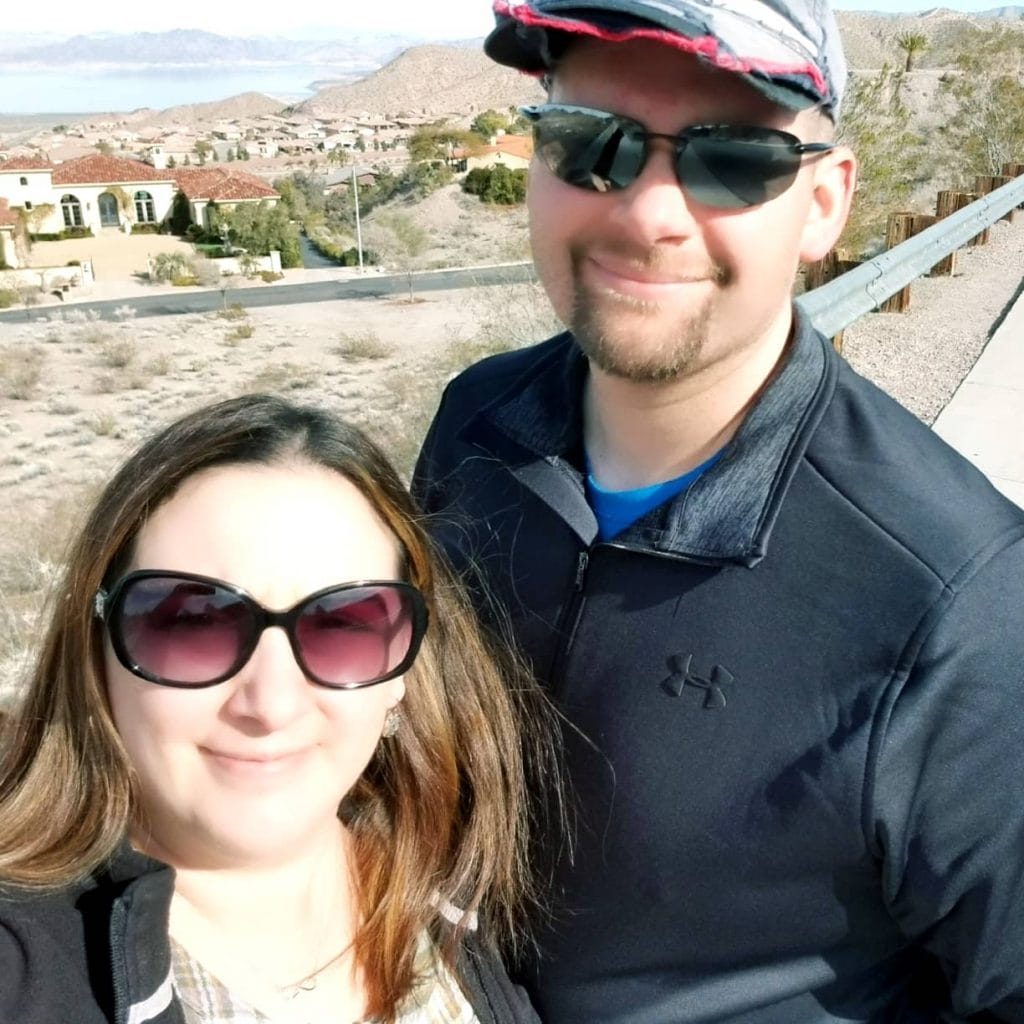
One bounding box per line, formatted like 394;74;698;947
0;103;533;276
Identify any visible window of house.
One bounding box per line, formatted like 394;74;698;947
24;201;32;210
134;190;156;223
61;194;83;228
20;177;28;186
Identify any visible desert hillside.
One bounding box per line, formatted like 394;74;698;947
297;44;543;118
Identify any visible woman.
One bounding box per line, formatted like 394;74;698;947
0;394;555;1024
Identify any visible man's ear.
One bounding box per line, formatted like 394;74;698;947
799;146;857;262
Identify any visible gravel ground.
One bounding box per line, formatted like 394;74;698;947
840;215;1024;425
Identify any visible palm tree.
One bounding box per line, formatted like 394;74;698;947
895;31;928;72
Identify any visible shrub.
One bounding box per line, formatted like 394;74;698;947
216;302;247;321
151;251;193;282
99;337;136;369
172;275;199;287
0;290;17;310
260;270;284;283
224;323;255;344
336;330;394;361
0;345;45;400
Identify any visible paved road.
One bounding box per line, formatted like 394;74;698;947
0;262;537;324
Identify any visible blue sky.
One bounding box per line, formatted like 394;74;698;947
6;0;1017;37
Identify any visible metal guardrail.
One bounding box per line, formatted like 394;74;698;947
796;174;1024;339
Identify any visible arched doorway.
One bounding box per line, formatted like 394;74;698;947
98;192;119;227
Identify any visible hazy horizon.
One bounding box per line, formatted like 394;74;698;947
4;0;1021;38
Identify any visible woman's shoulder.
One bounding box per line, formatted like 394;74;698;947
0;846;176;1024
0;879;109;1024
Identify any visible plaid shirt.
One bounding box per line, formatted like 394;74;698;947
171;934;478;1024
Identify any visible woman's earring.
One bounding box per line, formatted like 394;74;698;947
381;707;402;739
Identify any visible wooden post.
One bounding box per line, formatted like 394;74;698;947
930;191;973;276
880;212;936;313
999;162;1024;213
974;174;1015;228
802;248;861;352
804;249;838;292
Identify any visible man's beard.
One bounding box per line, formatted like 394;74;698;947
568;245;730;384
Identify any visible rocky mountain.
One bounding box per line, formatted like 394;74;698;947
296;44;545;119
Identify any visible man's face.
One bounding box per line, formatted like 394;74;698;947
528;37;840;385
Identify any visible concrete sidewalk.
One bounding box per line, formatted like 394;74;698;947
932;285;1024;509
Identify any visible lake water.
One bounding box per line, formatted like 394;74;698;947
0;64;372;116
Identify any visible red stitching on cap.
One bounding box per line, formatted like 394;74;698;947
492;1;828;99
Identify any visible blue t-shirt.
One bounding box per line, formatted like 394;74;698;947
586;450;724;541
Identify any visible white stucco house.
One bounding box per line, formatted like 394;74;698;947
0;154;177;241
0;156;280;267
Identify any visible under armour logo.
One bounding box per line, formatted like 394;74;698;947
661;654;735;708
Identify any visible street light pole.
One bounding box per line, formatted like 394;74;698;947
352;167;364;273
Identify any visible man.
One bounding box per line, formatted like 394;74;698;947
414;2;1024;1021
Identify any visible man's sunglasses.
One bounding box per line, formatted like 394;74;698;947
95;570;428;690
521;104;835;210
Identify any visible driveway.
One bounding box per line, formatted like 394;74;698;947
26;231;195;281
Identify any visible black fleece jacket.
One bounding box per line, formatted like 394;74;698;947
0;845;539;1024
413;312;1024;1023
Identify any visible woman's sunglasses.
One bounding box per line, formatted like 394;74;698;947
521;104;835;210
95;570;428;690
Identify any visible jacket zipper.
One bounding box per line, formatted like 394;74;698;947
547;548;590;700
110;898;130;1024
547;542;730;701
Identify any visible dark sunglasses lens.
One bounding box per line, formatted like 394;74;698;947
534;109;644;193
295;585;417;687
681;129;802;209
117;577;251;685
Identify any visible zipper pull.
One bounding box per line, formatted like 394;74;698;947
574;550;589;591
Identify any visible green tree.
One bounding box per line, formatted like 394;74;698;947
482;164;527;205
408;123;477;163
218;201;302;268
193;139;213;165
471;109;508;140
895;31;929;73
462;167;491;196
166;155;177;169
837;64;926;255
168;192;191;235
95;140;113;156
939;29;1024;176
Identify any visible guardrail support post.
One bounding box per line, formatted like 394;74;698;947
931;191;973;276
880;213;936;312
803;249;860;351
1002;163;1024;211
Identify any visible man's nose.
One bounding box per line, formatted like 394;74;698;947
607;140;701;246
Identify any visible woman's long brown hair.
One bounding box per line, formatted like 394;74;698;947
0;394;561;1021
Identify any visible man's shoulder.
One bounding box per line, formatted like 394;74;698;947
810;352;1024;572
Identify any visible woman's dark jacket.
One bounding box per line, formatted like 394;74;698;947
0;845;539;1024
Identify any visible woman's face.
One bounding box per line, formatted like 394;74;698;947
104;462;408;869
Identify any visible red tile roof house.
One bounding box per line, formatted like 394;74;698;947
0;157;280;262
171;167;279;230
0;154;177;239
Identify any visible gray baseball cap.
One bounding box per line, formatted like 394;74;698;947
485;0;848;118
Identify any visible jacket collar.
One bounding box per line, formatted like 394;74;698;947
475;307;834;566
